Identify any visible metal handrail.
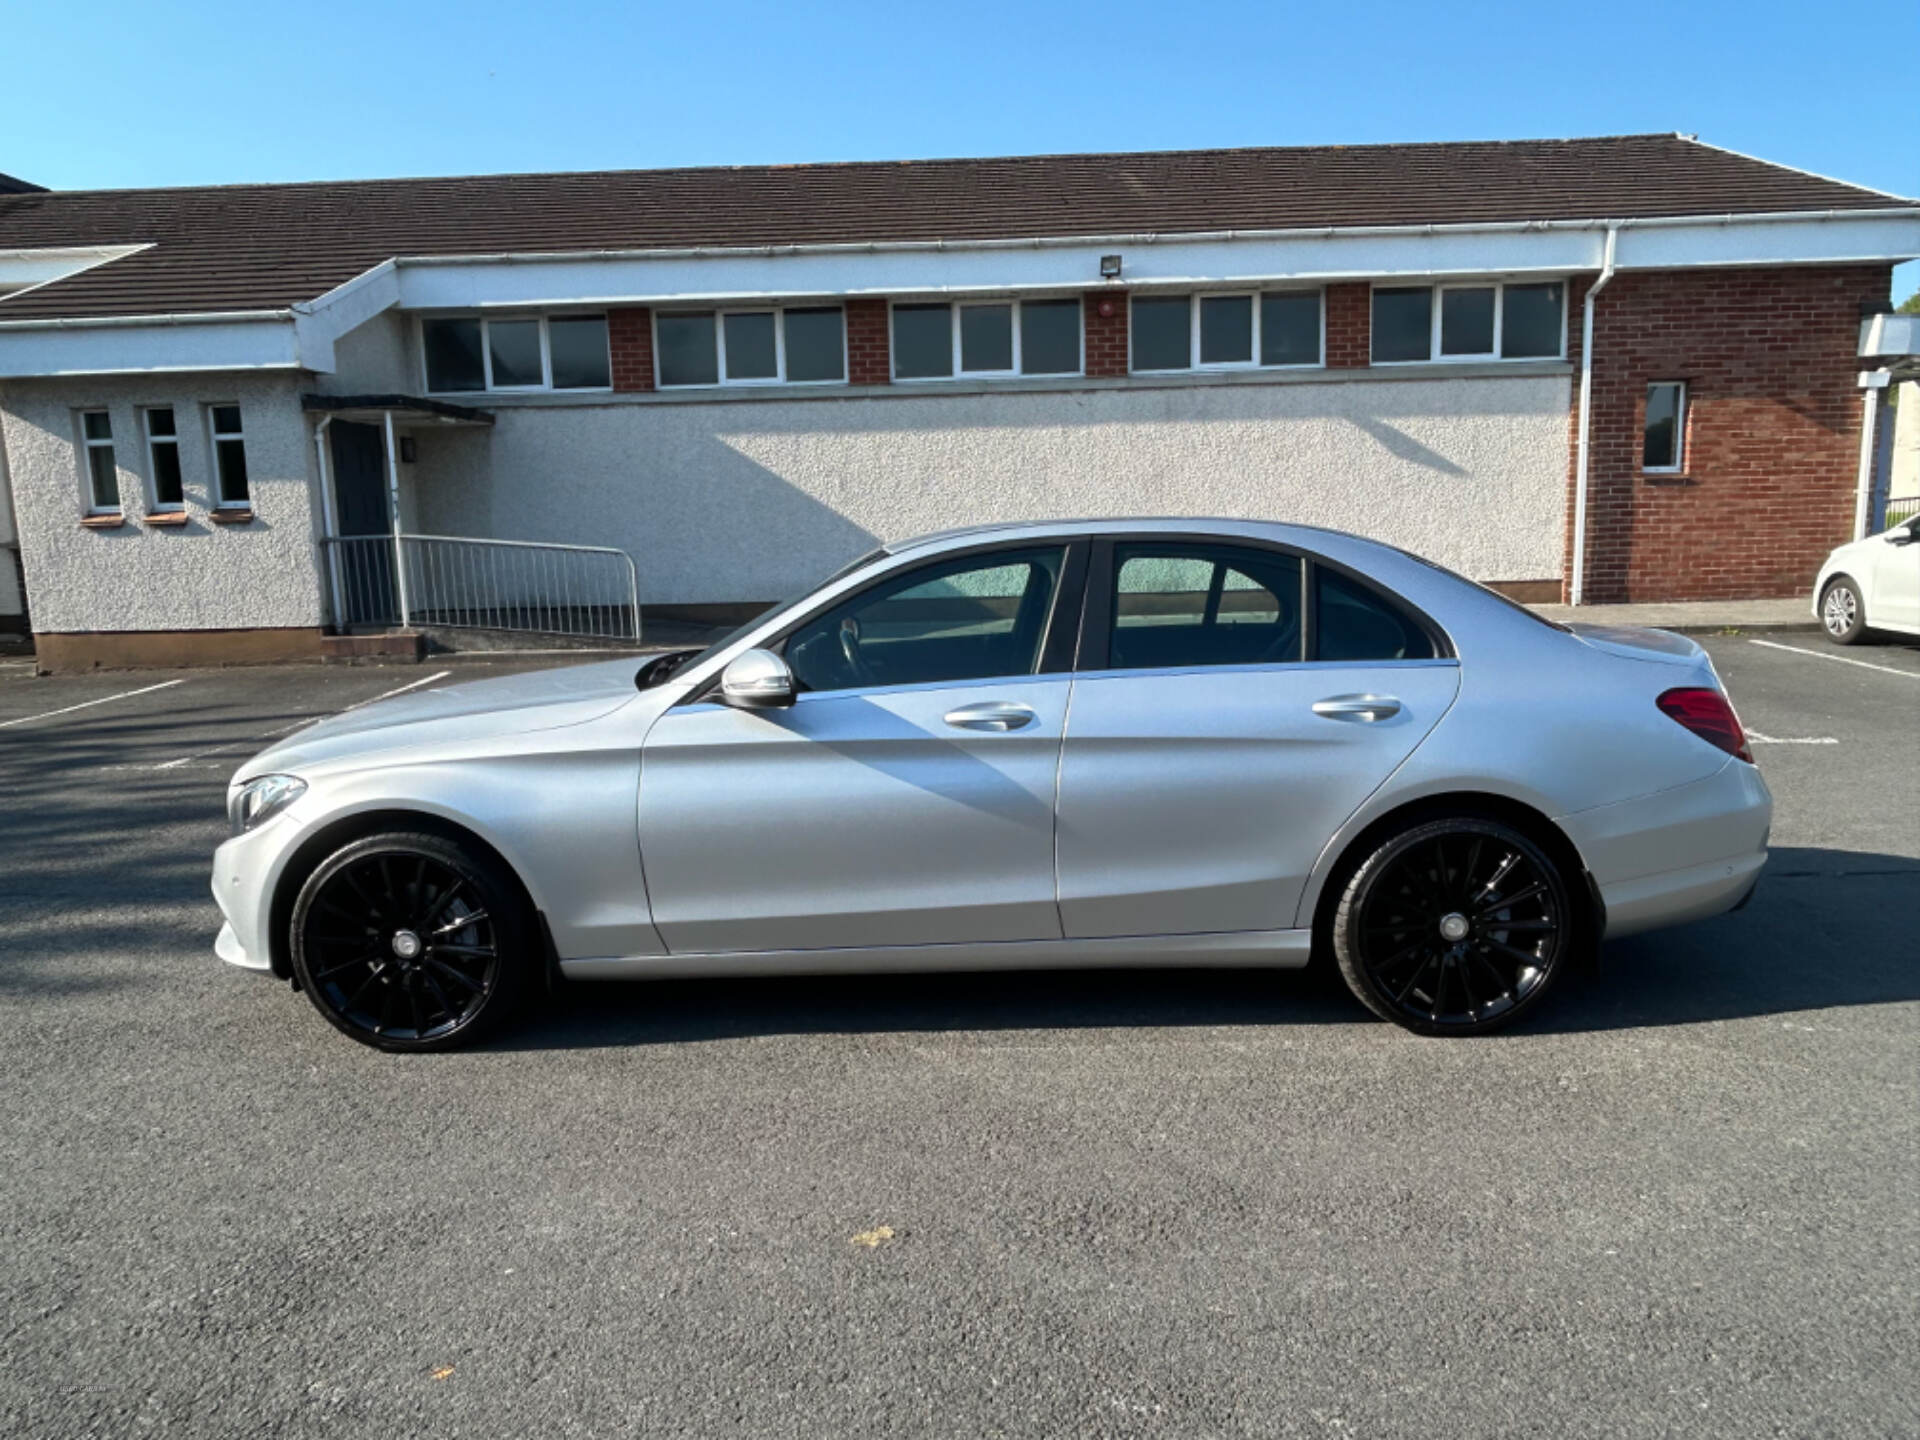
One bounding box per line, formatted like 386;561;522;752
320;533;641;642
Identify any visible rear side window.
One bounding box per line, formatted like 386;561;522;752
1108;543;1303;669
1314;567;1435;662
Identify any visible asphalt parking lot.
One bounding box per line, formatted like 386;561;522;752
1;634;1915;1438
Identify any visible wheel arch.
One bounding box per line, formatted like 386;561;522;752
1303;791;1602;959
265;808;543;981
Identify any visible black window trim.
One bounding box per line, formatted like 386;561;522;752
1078;532;1454;672
684;536;1092;704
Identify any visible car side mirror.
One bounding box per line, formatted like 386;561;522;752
720;648;795;708
1888;527;1918;547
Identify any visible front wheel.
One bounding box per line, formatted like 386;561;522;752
1331;817;1581;1036
289;831;534;1052
1820;577;1866;645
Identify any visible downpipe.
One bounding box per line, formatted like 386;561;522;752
1570;224;1619;607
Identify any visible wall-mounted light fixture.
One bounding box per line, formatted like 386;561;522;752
1099;254;1123;280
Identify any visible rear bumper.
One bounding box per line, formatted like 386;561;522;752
1559;759;1772;940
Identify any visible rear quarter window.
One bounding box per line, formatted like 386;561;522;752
1314;567;1436;662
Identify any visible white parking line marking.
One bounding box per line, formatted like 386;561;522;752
345;670;450;710
1747;730;1839;745
144;670;455;772
0;677;186;730
1748;639;1920;678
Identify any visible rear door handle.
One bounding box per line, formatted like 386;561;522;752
1312;694;1402;723
944;701;1038;732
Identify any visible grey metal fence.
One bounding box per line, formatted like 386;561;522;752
322;534;641;641
1885;495;1919;529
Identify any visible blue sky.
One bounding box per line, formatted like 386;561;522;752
6;0;1915;296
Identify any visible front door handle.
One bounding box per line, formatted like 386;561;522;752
1312;694;1402;723
944;701;1038;732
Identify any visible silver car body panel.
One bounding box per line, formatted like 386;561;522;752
213;516;1771;982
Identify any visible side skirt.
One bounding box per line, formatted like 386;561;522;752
559;928;1314;981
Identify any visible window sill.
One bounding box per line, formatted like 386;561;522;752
209;507;255;524
142;511;190;527
1642;472;1695;487
79;513;126;529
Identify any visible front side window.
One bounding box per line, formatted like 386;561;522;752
784;546;1067;693
1129;296;1192;371
658;307;845;387
1644;382;1688;472
78;409;119;512
143;407;184;509
1107;543;1303;670
1314;566;1435;662
423;314;611;393
208;404;249;505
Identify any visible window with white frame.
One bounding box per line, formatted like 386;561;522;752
654;306;847;387
1643;381;1688;473
143;406;184;510
890;298;1082;380
1371;281;1565;364
77;409;119;513
421;314;612;394
206;404;249;506
1130;291;1323;373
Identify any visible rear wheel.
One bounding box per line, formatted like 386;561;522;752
290;831;534;1052
1331;817;1578;1036
1820;576;1866;645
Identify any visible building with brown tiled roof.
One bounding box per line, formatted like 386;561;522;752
0;133;1915;664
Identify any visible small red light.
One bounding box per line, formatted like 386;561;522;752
1657;687;1753;763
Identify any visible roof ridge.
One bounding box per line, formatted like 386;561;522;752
0;133;1696;202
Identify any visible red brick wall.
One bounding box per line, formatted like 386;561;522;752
608;307;654;392
1570;264;1887;603
1084;289;1128;377
846;299;890;385
1324;282;1371;369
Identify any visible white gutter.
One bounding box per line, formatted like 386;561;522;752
1569;224;1619;606
389;205;1920;269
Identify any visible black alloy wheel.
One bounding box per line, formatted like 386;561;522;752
1332;817;1577;1036
290;831;531;1052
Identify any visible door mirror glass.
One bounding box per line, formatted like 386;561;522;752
720;648;795;708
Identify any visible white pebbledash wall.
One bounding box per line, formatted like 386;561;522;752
410;371;1572;605
0;373;325;633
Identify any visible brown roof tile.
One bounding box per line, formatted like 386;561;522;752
0;134;1907;322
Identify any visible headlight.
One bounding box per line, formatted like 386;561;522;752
228;774;306;835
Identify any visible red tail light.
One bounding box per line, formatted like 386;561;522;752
1657;687;1753;763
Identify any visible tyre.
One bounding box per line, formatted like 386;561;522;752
290;830;534;1052
1819;576;1866;645
1331;817;1580;1037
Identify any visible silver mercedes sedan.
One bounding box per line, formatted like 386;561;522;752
213;519;1770;1050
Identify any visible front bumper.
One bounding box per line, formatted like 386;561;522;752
211;809;308;975
1559;758;1773;940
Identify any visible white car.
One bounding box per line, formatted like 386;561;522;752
1814;513;1920;643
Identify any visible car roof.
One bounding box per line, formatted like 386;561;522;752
888;516;1395;557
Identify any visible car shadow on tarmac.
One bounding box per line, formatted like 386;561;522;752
490;846;1919;1051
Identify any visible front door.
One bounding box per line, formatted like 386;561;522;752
328;420;395;626
638;543;1082;954
1055;540;1461;938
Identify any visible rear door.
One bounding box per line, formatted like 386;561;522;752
1055;539;1460;939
